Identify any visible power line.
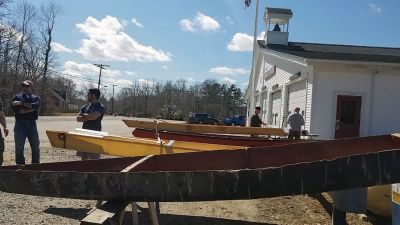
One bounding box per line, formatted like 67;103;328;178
94;64;110;89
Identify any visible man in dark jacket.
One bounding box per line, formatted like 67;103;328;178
11;80;41;164
250;106;266;127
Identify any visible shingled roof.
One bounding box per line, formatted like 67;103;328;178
258;40;400;64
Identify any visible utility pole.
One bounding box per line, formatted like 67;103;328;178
111;84;118;115
94;64;110;89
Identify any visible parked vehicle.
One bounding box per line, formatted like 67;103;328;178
188;113;219;125
222;115;246;126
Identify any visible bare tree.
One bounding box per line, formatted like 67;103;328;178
140;80;154;117
0;0;11;19
0;23;18;75
38;0;61;114
12;0;36;92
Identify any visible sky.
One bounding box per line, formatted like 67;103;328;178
25;0;400;95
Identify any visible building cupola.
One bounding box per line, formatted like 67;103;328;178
264;7;293;46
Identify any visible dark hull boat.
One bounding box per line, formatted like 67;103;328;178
132;128;302;147
0;134;400;202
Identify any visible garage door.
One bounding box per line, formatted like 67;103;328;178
287;81;307;116
261;92;268;121
270;91;281;126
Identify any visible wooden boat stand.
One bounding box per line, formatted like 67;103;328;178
81;155;160;225
81;201;160;225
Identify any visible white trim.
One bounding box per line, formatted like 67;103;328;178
306;58;400;68
259;48;308;67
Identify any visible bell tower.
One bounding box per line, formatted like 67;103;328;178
264;7;293;46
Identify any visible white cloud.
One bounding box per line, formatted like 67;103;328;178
185;77;195;83
227;32;265;52
369;3;382;13
221;77;237;85
180;19;196;32
209;66;249;76
125;71;136;76
110;79;133;86
131;18;144;28
120;19;129;27
63;61;121;79
75;16;172;62
226;16;234;25
138;78;154;86
52;42;72;53
62;61;136;90
227;33;252;51
180;12;220;32
162;65;169;70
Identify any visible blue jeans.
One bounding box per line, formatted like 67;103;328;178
14;120;40;164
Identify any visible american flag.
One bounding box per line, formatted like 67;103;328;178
245;0;251;8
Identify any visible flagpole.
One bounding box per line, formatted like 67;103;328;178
250;0;260;108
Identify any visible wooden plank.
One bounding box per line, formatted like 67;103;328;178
121;155;153;172
148;202;160;225
131;203;139;225
123;119;287;136
80;201;129;225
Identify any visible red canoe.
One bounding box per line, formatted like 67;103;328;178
132;128;302;147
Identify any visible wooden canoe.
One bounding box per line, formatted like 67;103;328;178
1;134;400;202
123;119;287;136
46;129;243;157
132;128;301;147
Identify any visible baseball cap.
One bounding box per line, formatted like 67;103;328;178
21;80;33;87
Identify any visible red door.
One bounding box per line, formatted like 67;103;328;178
334;95;362;139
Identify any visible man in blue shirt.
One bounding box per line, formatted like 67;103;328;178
77;88;105;160
11;80;41;164
286;107;305;140
0;98;9;166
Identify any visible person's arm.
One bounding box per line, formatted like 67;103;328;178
83;111;102;121
78;104;103;122
22;95;41;110
77;105;87;122
0;111;8;137
11;95;22;113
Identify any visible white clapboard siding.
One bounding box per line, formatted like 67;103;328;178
270;90;282;126
287;81;307;116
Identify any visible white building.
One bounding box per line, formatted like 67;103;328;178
245;7;400;140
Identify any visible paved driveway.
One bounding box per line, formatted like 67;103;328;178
3;116;135;147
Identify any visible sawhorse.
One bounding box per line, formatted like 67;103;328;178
80;155;159;225
80;201;159;225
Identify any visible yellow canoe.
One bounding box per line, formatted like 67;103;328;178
367;185;392;217
123;119;287;136
46;129;244;157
